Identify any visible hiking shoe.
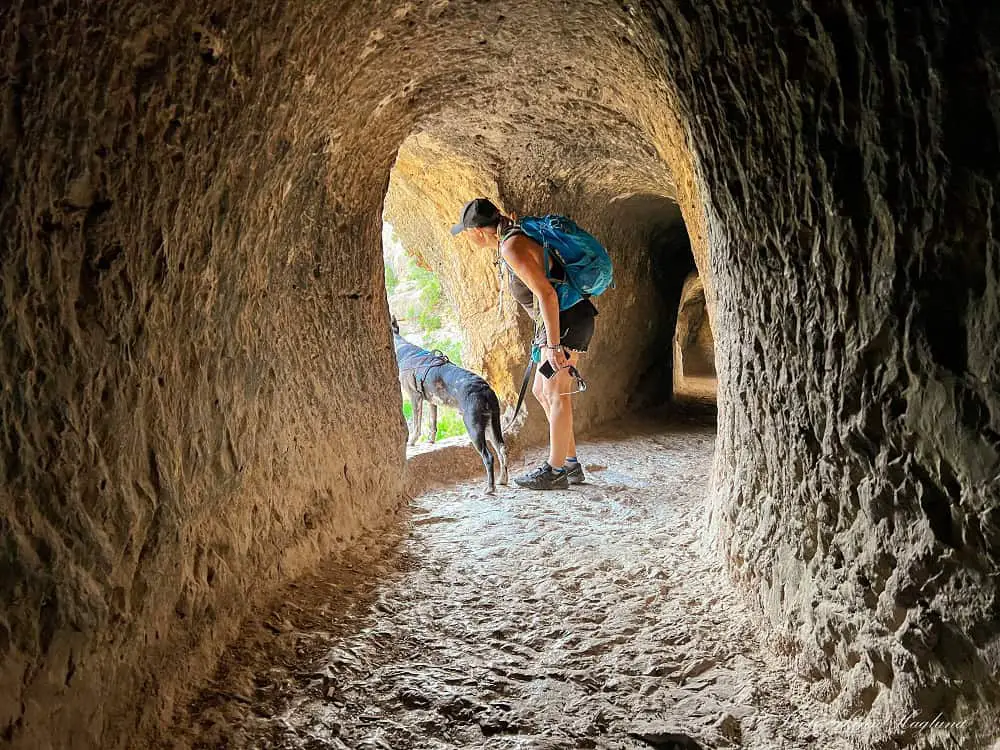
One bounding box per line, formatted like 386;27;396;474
563;462;586;485
514;462;569;490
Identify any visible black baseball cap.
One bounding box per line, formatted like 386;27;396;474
450;198;501;235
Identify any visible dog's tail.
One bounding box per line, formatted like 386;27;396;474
487;390;504;446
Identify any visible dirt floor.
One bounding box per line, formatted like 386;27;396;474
166;410;878;750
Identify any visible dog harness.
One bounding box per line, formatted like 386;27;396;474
400;350;452;398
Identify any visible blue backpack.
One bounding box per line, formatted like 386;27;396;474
518;215;614;311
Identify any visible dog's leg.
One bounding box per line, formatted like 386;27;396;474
488;427;508;486
409;395;423;445
486;394;507;485
487;393;507;485
428;404;438;444
476;432;496;495
464;411;495;494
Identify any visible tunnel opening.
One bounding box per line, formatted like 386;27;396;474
382;139;716;437
383;220;468;444
380;139;717;496
673;271;718;405
609;194;716;414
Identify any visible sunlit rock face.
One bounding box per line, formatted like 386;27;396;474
673;271;716;401
2;0;997;747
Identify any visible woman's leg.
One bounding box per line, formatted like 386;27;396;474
535;369;579;464
531;369;550;419
565;378;578;463
543;349;579;469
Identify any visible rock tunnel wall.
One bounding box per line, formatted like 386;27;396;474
675;273;715;379
652;0;1000;733
0;3;416;747
2;0;999;748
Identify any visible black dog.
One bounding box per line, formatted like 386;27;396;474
391;316;508;494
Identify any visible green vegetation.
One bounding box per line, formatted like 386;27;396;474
384;221;467;442
401;400;467;441
420;335;462;365
384;261;399;296
404;262;445;336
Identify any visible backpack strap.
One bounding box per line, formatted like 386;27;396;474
499;224;524;243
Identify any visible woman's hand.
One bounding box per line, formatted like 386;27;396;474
545;344;568;372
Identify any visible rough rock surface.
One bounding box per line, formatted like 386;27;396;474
666;1;1000;738
2;1;999;748
170;416;867;750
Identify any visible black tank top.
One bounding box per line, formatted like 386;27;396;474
500;224;565;317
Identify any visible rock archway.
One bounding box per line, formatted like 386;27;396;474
674;271;717;402
383;135;694;438
2;1;998;748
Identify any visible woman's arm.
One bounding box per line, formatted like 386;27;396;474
500;235;568;370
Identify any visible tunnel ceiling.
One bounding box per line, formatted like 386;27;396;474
386;1;683;202
3;1;999;749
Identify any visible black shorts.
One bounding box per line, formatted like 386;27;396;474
533;299;598;354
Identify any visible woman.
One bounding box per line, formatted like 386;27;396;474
451;198;597;490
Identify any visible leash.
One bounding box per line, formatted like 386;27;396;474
504;296;542;430
504;357;535;431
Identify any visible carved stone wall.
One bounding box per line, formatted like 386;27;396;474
2;2;997;748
